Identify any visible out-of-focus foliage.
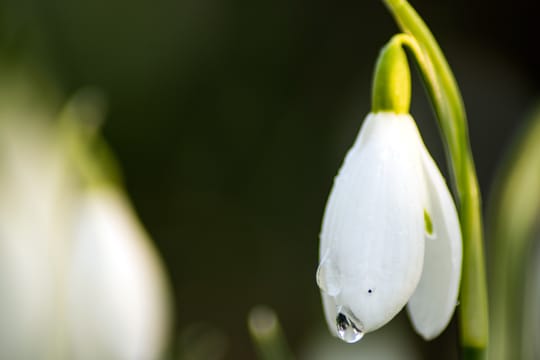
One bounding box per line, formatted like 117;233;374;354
487;105;540;360
177;323;228;360
300;314;423;360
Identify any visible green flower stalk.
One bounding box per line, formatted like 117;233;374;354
248;306;295;360
381;0;488;358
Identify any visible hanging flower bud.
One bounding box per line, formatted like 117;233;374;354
317;37;462;342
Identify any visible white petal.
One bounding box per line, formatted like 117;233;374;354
0;119;75;359
321;293;339;336
406;143;462;340
67;188;171;360
318;112;425;335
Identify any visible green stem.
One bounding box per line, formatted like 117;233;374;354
247;306;295;360
382;0;488;357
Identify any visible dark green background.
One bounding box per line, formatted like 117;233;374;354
2;0;539;358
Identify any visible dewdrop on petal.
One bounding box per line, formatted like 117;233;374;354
316;38;462;342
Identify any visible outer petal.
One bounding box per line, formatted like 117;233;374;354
406;143;462;340
67;187;172;360
0;119;74;359
318;112;425;336
321;293;339;336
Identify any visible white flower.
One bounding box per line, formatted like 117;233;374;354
67;187;171;360
317;112;462;342
0;117;74;359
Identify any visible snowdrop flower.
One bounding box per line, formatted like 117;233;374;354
0;73;74;360
67;186;172;360
316;39;462;342
0;119;69;360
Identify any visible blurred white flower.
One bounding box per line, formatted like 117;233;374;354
317;112;462;342
0;111;73;359
0;73;173;360
67;186;171;360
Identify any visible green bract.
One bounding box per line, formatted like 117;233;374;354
371;38;411;114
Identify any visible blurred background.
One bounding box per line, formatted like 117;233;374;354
1;0;540;359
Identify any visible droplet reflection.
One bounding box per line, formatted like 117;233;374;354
316;253;342;296
335;308;364;343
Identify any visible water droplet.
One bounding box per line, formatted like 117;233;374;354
316;253;341;296
335;307;364;343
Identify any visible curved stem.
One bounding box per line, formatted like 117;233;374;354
382;1;488;358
